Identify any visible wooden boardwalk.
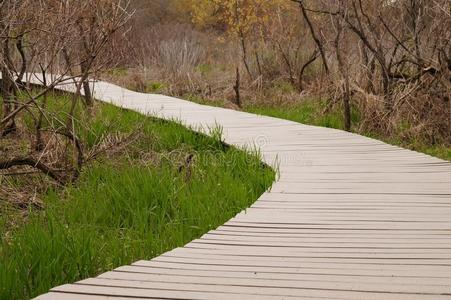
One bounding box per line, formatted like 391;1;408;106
36;80;451;299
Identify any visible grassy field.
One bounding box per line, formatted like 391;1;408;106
0;96;275;299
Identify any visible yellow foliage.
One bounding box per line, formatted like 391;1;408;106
177;0;291;37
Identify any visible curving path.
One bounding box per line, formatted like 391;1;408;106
35;80;451;299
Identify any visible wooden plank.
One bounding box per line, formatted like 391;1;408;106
35;293;156;300
199;233;451;246
158;251;451;273
209;230;451;239
129;259;451;278
35;292;152;300
190;239;451;252
51;284;312;300
52;282;450;300
101;269;451;286
117;264;451;282
79;277;451;297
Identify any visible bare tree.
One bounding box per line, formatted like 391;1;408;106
291;0;330;74
332;3;352;131
0;0;132;184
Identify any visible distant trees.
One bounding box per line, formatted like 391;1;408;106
0;0;131;183
123;0;449;143
184;0;290;105
186;0;289;79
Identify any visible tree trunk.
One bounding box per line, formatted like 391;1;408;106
359;42;376;93
1;39;17;136
334;18;351;132
35;68;48;151
343;74;352;132
233;67;241;108
299;50;319;91
80;61;93;107
298;1;329;74
254;50;262;79
382;73;392;111
239;30;253;81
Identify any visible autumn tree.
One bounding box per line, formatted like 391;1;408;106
185;0;289;79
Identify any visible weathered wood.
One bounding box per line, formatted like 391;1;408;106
31;77;451;299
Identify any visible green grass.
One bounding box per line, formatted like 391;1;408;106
0;96;275;299
244;100;353;130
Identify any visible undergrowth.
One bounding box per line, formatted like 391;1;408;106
0;98;275;299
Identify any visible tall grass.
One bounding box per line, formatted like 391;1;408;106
244;99;354;130
0;99;275;299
